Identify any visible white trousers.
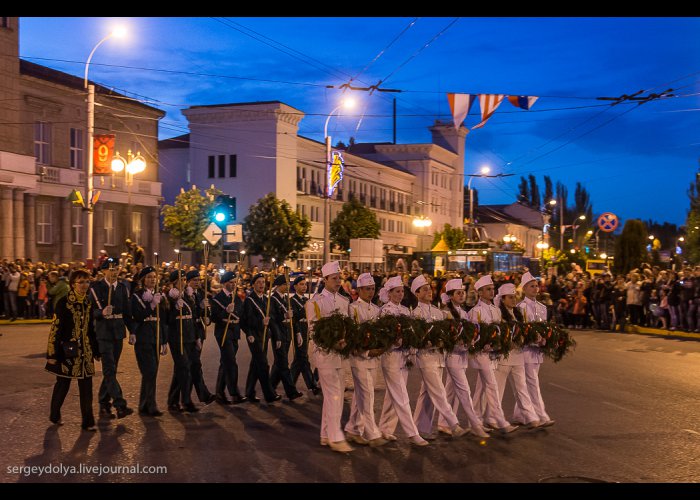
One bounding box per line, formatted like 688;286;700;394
437;366;484;430
494;363;539;424
513;362;550;423
344;366;382;440
317;365;347;443
471;363;510;428
378;364;419;437
413;365;459;435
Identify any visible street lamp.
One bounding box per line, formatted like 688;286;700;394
466;167;514;241
84;26;126;263
322;97;355;264
111;150;146;237
560;213;586;251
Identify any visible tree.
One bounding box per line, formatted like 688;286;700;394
518;177;529;205
162;184;222;251
613;219;648;275
432;223;465;250
528;174;540;208
543;175;554;206
541;247;569;276
243;193;311;263
685;170;700;264
330;196;380;251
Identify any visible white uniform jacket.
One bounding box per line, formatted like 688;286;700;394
412;302;447;369
379;301;411;369
305;288;350;369
467;299;502;370
517;296;548;364
349;298;381;370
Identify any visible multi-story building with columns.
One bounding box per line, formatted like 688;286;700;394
0;17;164;264
159;100;467;269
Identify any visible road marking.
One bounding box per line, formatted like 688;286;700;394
548;382;577;394
682;429;700;436
602;401;641;415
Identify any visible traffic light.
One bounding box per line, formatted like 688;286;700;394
212;194;236;227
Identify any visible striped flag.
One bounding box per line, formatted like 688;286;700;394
507;95;539;110
447;93;476;130
472;94;504;130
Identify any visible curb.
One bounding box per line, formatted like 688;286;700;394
0;319;51;326
626;325;700;341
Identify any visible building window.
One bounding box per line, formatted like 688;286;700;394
69;128;84;169
34;121;51;165
229;155;237;177
104;209;115;246
218;155;225;178
72;207;83;245
397;221;403;233
208;156;215;178
0;18;9;29
310;206;319;222
37;203;52;244
132;212;143;244
388;220;395;232
380;218;386;231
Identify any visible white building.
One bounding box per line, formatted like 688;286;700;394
159;100;467;269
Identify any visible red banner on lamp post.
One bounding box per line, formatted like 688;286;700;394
93;134;115;175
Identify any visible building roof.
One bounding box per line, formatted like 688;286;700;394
188;100;303;113
158;134;190;149
19;59;165;116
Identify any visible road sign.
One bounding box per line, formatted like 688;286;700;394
597;212;619;233
225;224;243;243
203;222;222;245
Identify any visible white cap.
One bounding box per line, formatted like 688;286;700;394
445;278;464;293
411;275;429;295
356;272;374;288
474;275;493;290
384;275;403;291
520;271;537;287
321;261;341;277
496;283;516;297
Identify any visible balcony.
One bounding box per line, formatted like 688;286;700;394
379;200;386;210
370;196;376;208
389;201;396;212
336;188;343;201
297;178;307;193
359;193;367;204
398;203;404;214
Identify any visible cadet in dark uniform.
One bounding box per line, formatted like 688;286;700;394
88;258;134;419
166;270;199;413
128;266;168;416
241;273;281;404
186;270;216;405
269;274;304;401
289;276;320;395
211;271;247;404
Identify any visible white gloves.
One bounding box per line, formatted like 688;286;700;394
150;293;162;310
247;335;255;344
285;311;293;320
275;341;282;349
128;334;136;345
296;333;303;347
200;298;209;309
186;286;194;297
102;305;113;317
176;298;184;309
225;303;235;314
142;290;153;303
168;288;180;299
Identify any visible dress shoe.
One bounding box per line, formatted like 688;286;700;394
329;440;354;453
183;403;200;413
310;386;321;396
49;416;63;425
420;433;438;441
470;426;490;439
345;432;369;445
81;424;97;432
409;435;430;446
168;404;183;412
230;395;247;404
451;425;467;438
149;410;164;417
99;407;116;419
540;419;556;427
382;433;397;441
265;394;282;403
499;424;519;434
247;396;261;403
203;394;217;405
320;437;329;446
216;395;233;405
482;421;499;431
525;420;541;429
116;406;134;419
368;437;389;447
437;425;453;436
288;391;304;401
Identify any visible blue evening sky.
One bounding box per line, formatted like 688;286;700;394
19;17;700;227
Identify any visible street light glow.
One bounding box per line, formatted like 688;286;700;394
600;253;607;259
480;166;490;175
578;215;586;220
649;235;655;240
570;248;576;254
548;199;557;206
678;236;685;242
341;97;356;110
111;26;128;38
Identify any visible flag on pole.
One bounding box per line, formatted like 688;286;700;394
447;93;476;130
327;151;345;197
507;95;539;110
472;94;504;130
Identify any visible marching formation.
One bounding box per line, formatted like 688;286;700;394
44;257;574;454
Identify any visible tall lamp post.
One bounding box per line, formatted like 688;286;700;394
322;97;355;264
466;167;514;241
84;26;126;263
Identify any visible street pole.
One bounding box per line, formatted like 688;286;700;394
323;135;331;264
86;83;95;263
559;195;564;251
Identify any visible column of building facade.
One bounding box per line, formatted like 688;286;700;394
93;202;104;260
60;200;72;263
24;193;38;262
0;186;14;259
13;189;25;259
150;205;160;258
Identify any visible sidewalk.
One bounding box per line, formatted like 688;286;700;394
625;324;700;341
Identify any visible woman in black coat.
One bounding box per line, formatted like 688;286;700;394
45;269;100;430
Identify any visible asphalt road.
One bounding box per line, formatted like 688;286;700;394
0;324;698;483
